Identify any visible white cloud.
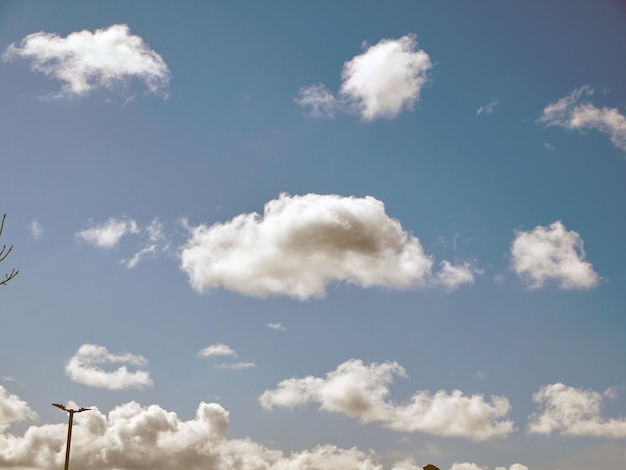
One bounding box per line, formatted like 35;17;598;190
214;362;256;370
198;344;238;358
65;344;153;390
528;382;626;438
3;24;170;97
0;397;422;469
122;244;158;269
0;386;36;432
434;260;479;291
259;359;514;441
476;99;499;116
510;221;600;289
538;86;626;152
450;465;528;470
180;193;434;300
76;217;139;248
30;219;43;239
267;322;287;332
296;35;432;121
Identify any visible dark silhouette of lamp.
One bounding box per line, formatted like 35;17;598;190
52;403;90;470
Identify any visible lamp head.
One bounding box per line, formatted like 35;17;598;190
52;403;67;411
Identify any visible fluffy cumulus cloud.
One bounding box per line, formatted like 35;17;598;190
0;396;427;470
259;359;514;441
538;86;626;152
2;24;170;97
65;344;153;390
76;217;139;248
295;35;432;121
180;193;434;300
0;386;36;432
528;382;626;438
510;221;600;289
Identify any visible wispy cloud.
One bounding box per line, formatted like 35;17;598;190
214;362;256;370
2;24;170;98
510;221;600;289
29;219;43;239
180;193;434;299
197;343;238;358
267;322;286;332
296;35;432;121
259;359;515;441
476;98;499;116
78;216;169;269
76;217;139;248
528;383;626;438
538;86;626;152
65;344;152;390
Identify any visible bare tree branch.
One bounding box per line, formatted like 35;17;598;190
0;213;18;286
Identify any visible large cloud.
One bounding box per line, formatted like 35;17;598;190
65;344;153;390
295;35;432;121
259;359;514;441
510;221;599;289
180;193;434;299
3;24;170;97
528;383;626;438
0;397;430;470
0;386;36;432
538;86;626;152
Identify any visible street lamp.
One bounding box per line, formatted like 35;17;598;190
52;403;90;470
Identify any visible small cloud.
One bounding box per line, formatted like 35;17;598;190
476;370;488;381
197;343;238;359
544;142;555;151
434;260;480;291
1;376;15;382
538;86;626;152
476;98;499;116
76;217;139;248
214;362;256;370
29;220;43;239
65;344;152;390
267;322;286;332
121;244;158;269
528;382;626;438
510;221;600;289
3;24;170;98
294;84;337;119
296;35;432;122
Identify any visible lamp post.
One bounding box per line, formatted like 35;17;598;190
52;403;90;470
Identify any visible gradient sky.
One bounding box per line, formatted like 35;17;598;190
1;2;626;469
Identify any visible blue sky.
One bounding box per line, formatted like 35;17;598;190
1;1;626;469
